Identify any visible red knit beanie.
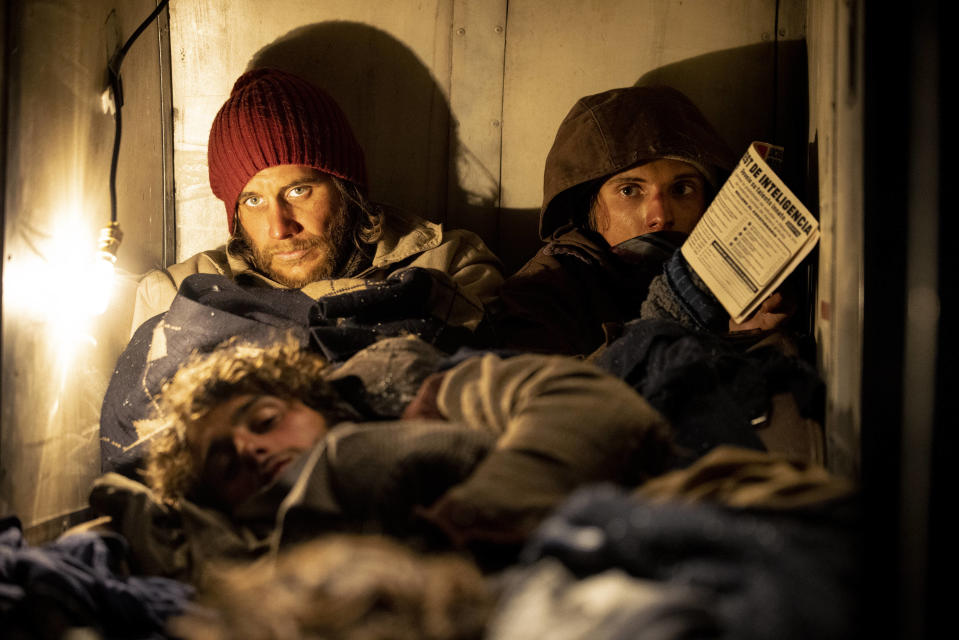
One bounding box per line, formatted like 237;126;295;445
208;68;367;234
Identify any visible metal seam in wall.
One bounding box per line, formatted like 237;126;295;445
494;2;508;266
155;0;175;268
448;0;508;250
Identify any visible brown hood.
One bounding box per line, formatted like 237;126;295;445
540;86;737;240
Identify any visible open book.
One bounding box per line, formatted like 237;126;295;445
681;142;820;323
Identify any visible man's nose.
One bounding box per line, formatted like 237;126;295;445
267;201;302;239
644;190;673;231
233;429;270;462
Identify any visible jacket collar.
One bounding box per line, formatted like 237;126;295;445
366;209;443;271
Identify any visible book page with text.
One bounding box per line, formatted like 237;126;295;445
681;142;819;323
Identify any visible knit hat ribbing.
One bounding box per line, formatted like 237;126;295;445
208;68;367;234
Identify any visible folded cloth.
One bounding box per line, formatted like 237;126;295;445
0;516;194;639
594;316;822;464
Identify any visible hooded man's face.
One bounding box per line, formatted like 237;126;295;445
590;158;707;246
235;164;351;287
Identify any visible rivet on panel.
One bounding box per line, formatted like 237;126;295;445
778;28;786;37
761;32;770;41
494;25;504;33
491;119;501;127
456;27;466;35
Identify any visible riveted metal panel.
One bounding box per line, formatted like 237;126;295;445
446;0;507;248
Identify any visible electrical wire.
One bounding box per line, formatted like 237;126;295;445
106;0;170;225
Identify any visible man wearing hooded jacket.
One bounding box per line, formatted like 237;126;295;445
490;86;794;356
487;85;822;468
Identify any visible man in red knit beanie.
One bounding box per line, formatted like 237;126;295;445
130;68;503;334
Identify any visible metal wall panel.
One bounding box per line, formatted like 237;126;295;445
0;0;170;529
448;0;507;247
807;0;863;476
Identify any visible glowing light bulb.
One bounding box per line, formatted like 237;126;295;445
4;220;122;319
89;222;123;315
87;250;118;315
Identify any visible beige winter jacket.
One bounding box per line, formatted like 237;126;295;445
130;211;504;335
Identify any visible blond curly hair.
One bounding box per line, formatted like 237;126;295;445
145;335;355;504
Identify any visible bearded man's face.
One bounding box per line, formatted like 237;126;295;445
234;165;350;287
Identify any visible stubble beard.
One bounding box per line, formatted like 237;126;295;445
241;211;353;289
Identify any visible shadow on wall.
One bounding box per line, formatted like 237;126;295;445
504;41;811;276
245;31;809;276
248;24;484;237
635;40;809;195
248;22;453;224
247;21;543;274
